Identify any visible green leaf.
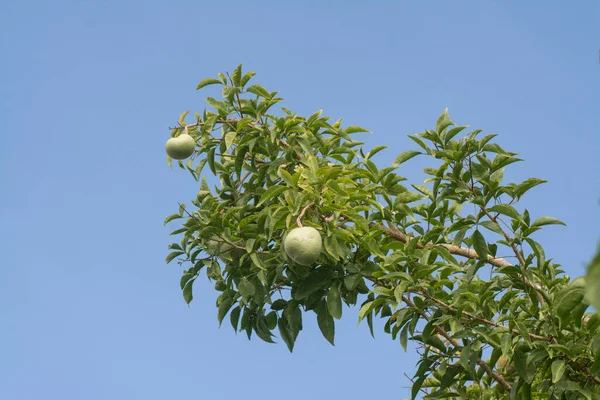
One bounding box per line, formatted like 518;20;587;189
393;150;422;166
217;298;233;326
180;271;195;289
235;145;248;178
531;216;566;228
246;84;271;98
277;168;295;187
411;376;426;400
395;192;427;203
407;135;429;151
165;251;184;264
556;287;585;325
278;315;295;352
207;147;216;175
358;298;386;323
345;125;371;134
591;352;600;375
327;284;343;319
240;71;256;87
366;312;374;338
294;268;332;300
344;274;361;290
257;185;287;207
183;279;194;304
479;220;504;236
435;107;452;131
514;178;547;198
317;302;335;345
400;323;409;351
394;281;409;305
365;145;388;160
224;131;236;152
425;333;447;354
230;306;241;331
254;314;276;344
551;359;566;383
238;279;256;298
586;244;600;312
444;125;467;143
266;311;277;330
459;344;477;375
178;110;190;124
231;64;242;86
163;214;183;225
513;344;532;383
196;78;222;90
472;230;489;261
488;204;521;221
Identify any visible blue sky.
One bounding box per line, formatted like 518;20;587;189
1;1;598;399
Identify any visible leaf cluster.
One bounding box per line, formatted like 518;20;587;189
164;66;600;399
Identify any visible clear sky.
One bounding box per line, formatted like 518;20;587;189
1;1;598;399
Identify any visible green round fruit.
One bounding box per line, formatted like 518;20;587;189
165;134;196;160
283;227;323;266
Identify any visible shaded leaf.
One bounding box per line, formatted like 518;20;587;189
230;306;241;332
238;279;256;297
327;284;343;319
183;279;194;304
166;251;185;264
217;298;233;326
472;230;489;261
586;244;600;313
278;317;295;352
317;302;335;345
294;268;333;300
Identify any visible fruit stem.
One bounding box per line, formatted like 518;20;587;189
296;202;314;227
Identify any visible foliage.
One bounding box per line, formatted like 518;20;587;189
164;65;600;399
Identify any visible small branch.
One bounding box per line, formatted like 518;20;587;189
403;373;429;396
236;170;252;189
417;290;552;342
362;274;512;391
375;223;544;295
212;236;269;255
476;359;512;392
296;202;314;227
376;223;509;266
402;294;512;392
479;206;546;306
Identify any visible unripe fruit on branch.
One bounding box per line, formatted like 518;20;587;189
283;227;323;266
165;134;196;160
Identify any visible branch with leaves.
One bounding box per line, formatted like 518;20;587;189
164;65;600;399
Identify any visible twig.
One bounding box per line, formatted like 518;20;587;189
403;373;429;396
236;171;251;188
296;202;314;227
